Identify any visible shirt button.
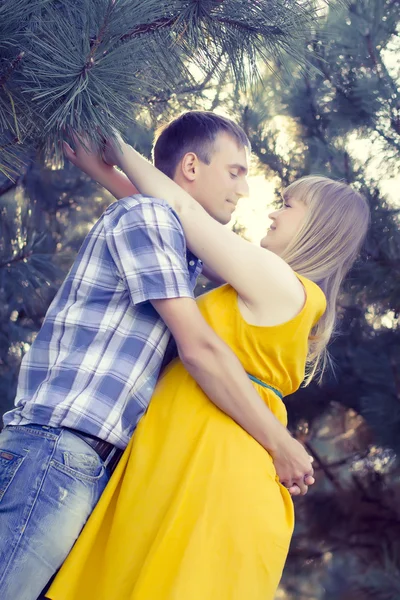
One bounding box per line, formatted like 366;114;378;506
189;260;195;266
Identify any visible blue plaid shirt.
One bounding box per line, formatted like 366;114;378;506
4;196;202;449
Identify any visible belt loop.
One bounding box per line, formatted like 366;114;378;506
103;446;118;469
63;427;122;473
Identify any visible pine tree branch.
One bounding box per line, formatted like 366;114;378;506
148;84;213;104
83;1;115;75
0;0;327;178
121;15;285;43
0;51;25;87
208;63;231;111
0;177;19;196
148;55;223;104
121;16;178;40
212;17;284;37
0;251;32;270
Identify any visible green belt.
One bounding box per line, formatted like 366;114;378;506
247;374;283;399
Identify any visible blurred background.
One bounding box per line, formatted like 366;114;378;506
0;1;399;598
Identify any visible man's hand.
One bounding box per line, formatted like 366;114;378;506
270;435;315;496
63;133;138;199
63;134;115;181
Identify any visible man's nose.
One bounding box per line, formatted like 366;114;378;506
237;177;250;198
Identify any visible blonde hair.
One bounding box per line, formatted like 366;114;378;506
280;175;370;384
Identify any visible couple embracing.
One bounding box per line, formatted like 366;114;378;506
0;111;369;599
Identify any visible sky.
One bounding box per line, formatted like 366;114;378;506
226;28;399;244
231;136;400;244
229;174;275;243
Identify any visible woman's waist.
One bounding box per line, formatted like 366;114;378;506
151;363;288;432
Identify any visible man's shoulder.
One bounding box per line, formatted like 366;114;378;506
105;194;173;215
104;195;182;228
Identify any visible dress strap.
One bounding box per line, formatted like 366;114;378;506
247;374;283;399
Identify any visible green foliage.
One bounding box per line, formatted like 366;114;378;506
0;1;399;597
0;0;336;412
229;0;400;597
0;0;330;178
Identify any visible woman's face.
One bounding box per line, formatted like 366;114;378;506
260;195;308;256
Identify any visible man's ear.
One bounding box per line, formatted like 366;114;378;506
179;152;199;182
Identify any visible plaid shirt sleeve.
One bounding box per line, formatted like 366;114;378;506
104;197;194;305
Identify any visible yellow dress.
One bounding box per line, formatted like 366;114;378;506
48;276;325;600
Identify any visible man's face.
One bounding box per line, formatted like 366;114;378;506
177;132;250;225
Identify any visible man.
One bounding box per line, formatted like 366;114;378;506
0;111;313;600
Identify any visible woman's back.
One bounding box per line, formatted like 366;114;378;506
195;275;326;421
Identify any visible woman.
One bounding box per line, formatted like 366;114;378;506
47;136;369;599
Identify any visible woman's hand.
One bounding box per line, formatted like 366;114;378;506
63;134;115;180
102;132;130;167
271;436;315;496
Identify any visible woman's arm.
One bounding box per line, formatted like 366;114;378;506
201;264;225;285
113;141;304;313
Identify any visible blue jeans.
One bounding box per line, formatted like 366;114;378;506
0;424;111;600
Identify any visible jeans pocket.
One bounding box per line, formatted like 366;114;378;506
51;452;105;483
64;451;103;477
0;449;26;502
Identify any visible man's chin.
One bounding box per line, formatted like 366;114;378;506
220;214;232;225
211;210;231;225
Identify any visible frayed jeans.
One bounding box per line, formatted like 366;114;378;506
0;424;111;600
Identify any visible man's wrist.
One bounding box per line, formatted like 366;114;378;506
91;166;117;188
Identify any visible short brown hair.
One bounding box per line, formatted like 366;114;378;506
153;111;250;179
